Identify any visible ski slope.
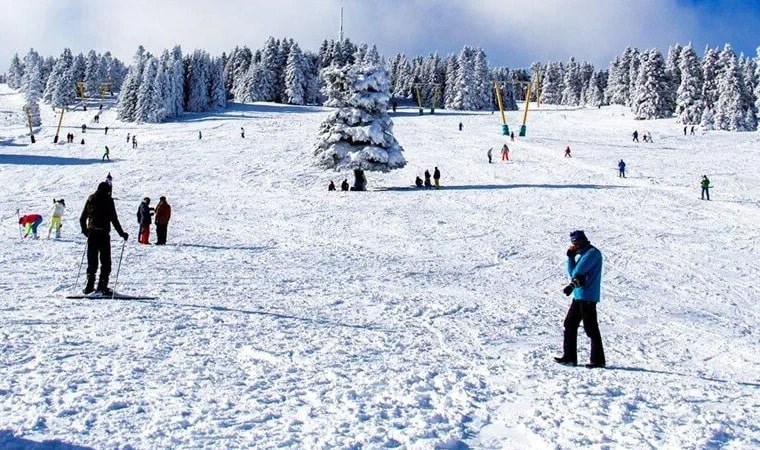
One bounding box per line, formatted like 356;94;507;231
1;84;759;449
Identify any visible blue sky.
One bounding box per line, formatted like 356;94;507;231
1;0;758;70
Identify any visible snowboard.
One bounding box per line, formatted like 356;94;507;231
66;292;156;300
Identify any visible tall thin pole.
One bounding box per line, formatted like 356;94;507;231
339;6;344;41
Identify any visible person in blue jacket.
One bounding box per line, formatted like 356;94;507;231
555;230;606;368
618;159;626;178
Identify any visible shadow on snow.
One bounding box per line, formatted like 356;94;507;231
0;430;96;450
375;183;630;192
0;154;105;166
609;366;760;388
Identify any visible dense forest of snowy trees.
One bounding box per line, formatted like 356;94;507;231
6;39;760;130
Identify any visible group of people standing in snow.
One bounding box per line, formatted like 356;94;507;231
414;167;441;189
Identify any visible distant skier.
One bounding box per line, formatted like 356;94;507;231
632;130;639;142
198;131;202;140
564;146;572;158
340;179;349;191
458;122;463;131
415;176;423;188
154;196;171;245
81;124;87;133
126;133;130;143
501;144;510;161
424;170;432;189
510;131;515;142
241;127;245;138
700;175;711;200
555;230;606;369
690;126;695;136
618;159;626;178
19;213;43;239
79;181;129;295
132;135;137;149
433;167;441;189
487;148;493;164
102;145;110;161
105;172;113;195
328;180;336;191
683;126;687;136
80;138;85;145
104;126;108;135
137;197;155;244
48;199;66;239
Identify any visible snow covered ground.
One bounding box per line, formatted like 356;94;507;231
1;83;759;449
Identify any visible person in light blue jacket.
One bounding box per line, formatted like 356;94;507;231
554;230;606;369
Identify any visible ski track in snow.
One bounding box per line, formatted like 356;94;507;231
1;84;759;449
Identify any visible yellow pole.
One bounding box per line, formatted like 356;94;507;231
53;108;64;143
522;83;532;126
535;71;543;108
24;106;35;143
494;81;509;135
414;85;424;115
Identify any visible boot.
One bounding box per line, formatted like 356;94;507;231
96;277;113;296
83;276;95;294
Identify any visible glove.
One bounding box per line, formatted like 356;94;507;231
566;245;579;258
81;229;89;237
563;284;574;296
572;274;587;287
120;232;129;241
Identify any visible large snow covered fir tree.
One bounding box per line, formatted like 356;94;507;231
314;63;406;191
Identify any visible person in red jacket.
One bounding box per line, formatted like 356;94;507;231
19;214;43;239
154;196;172;245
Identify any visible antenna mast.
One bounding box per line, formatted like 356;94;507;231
339;6;344;41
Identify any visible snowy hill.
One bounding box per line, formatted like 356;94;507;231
1;83;759;449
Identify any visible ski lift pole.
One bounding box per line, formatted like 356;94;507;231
53;108;64;144
494;81;509;135
414;85;424;116
519;82;533;137
23;106;35;143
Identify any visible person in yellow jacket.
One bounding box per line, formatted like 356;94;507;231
48;199;66;239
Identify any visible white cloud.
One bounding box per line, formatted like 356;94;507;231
0;0;730;71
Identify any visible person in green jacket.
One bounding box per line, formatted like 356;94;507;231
102;145;110;161
701;175;711;200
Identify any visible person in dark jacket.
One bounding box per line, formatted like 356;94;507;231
618;159;626;178
340;179;349;191
137;197;155;244
555;230;606;368
415;176;423;188
424;170;432;189
154;196;171;245
433;167;441;189
328;181;336;191
79;182;128;295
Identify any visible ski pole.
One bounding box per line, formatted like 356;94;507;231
75;240;88;290
16;209;22;239
111;238;126;299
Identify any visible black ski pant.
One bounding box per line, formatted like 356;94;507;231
701;187;710;200
87;231;111;286
562;300;605;365
156;223;168;245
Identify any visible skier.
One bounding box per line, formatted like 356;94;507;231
104;126;108;135
683;126;687;136
241;127;245;138
501;144;510;161
105;172;113;196
618;159;626;178
79;181;129;295
199;130;202;140
19;213;43;239
137;197;154;244
510;131;515;142
48;199;66;239
132;135;137;149
632;130;639;142
81;124;87;133
487;148;493;164
415;176;423;188
555;230;606;369
424;170;432;189
433;167;441;189
340;179;349;191
690;126;695;136
102;146;110;161
154;196;171;245
564;146;572;158
126;133;130;143
458;122;463;131
328;180;336;191
701;175;711;200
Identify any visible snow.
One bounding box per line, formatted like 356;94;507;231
1;83;759;449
